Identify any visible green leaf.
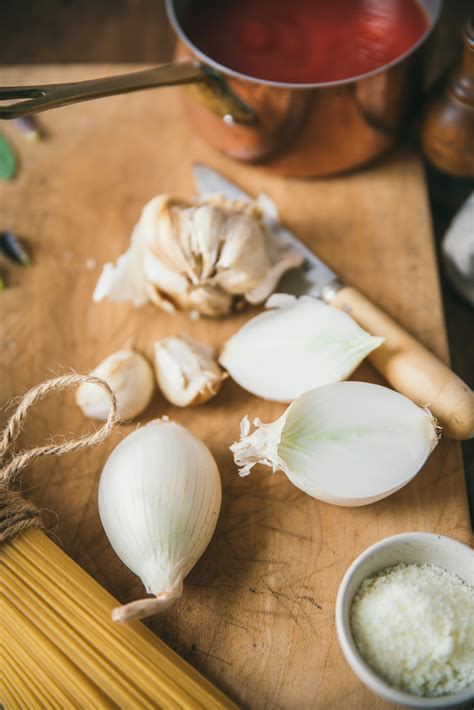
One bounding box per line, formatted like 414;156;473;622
0;133;16;180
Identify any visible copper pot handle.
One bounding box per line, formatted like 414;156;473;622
0;61;256;124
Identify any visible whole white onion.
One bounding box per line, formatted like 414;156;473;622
99;418;222;622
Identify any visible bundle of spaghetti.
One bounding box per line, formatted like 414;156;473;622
0;375;234;709
1;528;234;709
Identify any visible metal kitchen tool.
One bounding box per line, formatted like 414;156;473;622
193;163;474;441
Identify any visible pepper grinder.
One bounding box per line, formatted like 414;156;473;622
421;17;474;178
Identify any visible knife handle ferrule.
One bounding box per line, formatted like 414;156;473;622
320;277;345;304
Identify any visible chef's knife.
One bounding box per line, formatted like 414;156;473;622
193;163;474;441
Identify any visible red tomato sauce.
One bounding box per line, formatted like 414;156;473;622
182;0;428;84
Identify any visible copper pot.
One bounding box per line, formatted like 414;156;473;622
167;0;442;176
0;0;441;177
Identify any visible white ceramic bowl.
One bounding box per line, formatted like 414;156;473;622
336;532;474;709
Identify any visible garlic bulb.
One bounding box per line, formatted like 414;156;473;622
93;194;303;316
76;349;154;421
231;382;438;506
99;418;221;622
154;334;226;407
220;294;384;402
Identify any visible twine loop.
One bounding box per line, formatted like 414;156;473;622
0;373;118;543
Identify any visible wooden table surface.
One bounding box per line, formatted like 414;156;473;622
0;60;472;709
1;0;472;522
0;5;473;710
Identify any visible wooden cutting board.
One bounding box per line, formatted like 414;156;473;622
0;66;471;710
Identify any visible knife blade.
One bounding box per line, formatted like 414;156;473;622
191;163;474;442
192;163;339;299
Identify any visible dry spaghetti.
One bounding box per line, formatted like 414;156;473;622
0;374;233;708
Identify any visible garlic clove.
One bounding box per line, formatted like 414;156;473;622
154;334;226;407
245;251;306;305
187;285;233;316
220;295;384;401
142;195;192;277
146;283;176;313
183;202;225;280
215;212;266;274
231;382;438;507
213;209;304;298
76;349;155;421
98;418;222;622
143;245;189;297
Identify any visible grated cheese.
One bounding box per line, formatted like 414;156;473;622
350;563;474;697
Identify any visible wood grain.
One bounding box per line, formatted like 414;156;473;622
0;65;471;710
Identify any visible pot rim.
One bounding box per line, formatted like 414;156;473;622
165;0;442;90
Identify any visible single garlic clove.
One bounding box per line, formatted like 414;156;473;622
244;251;306;305
180;202;225;280
186;285;233;316
154;334;226;407
76;349;155;421
220;295;384;402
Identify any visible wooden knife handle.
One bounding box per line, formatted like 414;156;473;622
331;285;474;440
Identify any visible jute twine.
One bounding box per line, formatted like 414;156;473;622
0;373;118;543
